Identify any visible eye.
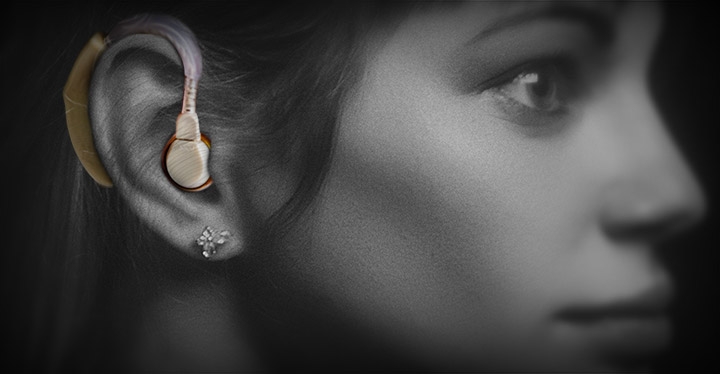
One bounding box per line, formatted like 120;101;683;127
492;62;572;114
474;57;584;129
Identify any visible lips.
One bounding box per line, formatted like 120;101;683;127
557;285;672;322
554;285;673;365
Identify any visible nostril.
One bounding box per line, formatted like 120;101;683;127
599;178;707;245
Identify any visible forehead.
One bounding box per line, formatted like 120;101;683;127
370;1;659;62
414;0;622;17
391;1;635;41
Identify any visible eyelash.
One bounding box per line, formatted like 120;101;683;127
477;54;582;127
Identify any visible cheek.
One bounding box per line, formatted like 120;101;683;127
275;42;597;365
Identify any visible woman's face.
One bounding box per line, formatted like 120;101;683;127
259;2;705;371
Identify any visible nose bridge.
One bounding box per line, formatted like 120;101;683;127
595;76;706;242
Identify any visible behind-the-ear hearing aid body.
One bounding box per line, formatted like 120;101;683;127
64;14;212;191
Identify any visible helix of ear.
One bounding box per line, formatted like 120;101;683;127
104;14;213;192
64;14;213;192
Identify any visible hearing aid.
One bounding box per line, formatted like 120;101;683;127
64;13;211;191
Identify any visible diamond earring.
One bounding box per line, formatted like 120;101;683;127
196;226;230;259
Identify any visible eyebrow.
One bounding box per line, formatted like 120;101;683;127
465;3;619;47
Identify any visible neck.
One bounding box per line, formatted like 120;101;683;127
131;274;258;372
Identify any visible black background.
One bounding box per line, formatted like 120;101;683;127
651;2;719;372
1;2;717;372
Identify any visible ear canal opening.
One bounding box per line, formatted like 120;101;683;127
161;134;213;192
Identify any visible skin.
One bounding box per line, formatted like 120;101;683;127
247;2;706;372
105;1;706;372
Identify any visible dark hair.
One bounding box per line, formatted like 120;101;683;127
5;2;719;372
3;3;404;371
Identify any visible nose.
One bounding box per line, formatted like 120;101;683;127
596;84;706;245
600;172;705;244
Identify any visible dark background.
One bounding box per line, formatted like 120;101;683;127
650;2;719;372
1;2;717;372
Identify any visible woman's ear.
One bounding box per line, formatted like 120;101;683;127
88;34;254;261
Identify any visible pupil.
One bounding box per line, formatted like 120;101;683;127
530;74;550;98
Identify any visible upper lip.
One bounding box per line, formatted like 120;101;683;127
555;284;673;322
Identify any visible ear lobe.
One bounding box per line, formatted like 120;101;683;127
88;34;251;261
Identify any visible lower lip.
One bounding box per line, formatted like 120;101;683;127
558;315;671;359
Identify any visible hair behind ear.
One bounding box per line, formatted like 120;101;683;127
3;5;167;371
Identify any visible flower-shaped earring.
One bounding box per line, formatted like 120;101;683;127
196;226;230;259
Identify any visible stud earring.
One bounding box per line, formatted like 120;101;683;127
196;226;230;259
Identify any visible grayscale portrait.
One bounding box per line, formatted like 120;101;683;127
2;1;717;372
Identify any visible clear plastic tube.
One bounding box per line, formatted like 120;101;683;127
106;14;202;113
